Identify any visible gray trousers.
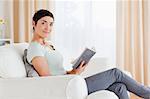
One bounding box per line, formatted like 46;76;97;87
85;68;150;99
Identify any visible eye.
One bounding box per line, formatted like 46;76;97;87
50;23;53;26
42;22;45;25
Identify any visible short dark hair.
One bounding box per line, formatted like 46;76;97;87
33;9;54;25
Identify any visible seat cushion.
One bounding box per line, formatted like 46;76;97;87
0;45;26;78
87;90;118;99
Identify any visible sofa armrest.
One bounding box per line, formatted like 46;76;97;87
0;75;88;99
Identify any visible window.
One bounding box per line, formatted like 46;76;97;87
53;0;116;69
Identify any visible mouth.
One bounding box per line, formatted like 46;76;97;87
43;31;49;34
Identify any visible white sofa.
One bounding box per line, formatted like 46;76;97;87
0;43;130;99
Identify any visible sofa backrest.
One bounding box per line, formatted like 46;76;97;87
11;43;29;57
81;57;116;78
0;43;29;78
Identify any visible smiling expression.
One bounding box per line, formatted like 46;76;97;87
33;16;54;39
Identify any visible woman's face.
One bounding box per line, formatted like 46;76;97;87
33;16;54;38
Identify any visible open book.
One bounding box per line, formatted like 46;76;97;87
72;48;96;69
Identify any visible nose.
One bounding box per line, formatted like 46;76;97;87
45;24;50;32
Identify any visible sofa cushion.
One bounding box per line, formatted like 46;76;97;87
0;46;26;78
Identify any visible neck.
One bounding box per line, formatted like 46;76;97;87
32;33;45;45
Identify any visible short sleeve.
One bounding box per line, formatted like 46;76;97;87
27;42;45;64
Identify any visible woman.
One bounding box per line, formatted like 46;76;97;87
27;9;150;99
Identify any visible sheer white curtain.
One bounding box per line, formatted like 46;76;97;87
52;1;116;69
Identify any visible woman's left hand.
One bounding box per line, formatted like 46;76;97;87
75;61;87;74
67;61;87;75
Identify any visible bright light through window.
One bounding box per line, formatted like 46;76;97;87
53;0;116;69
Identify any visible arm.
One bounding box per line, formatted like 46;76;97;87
32;56;51;76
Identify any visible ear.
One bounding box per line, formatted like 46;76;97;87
32;21;35;27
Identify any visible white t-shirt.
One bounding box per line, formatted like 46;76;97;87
27;42;66;75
